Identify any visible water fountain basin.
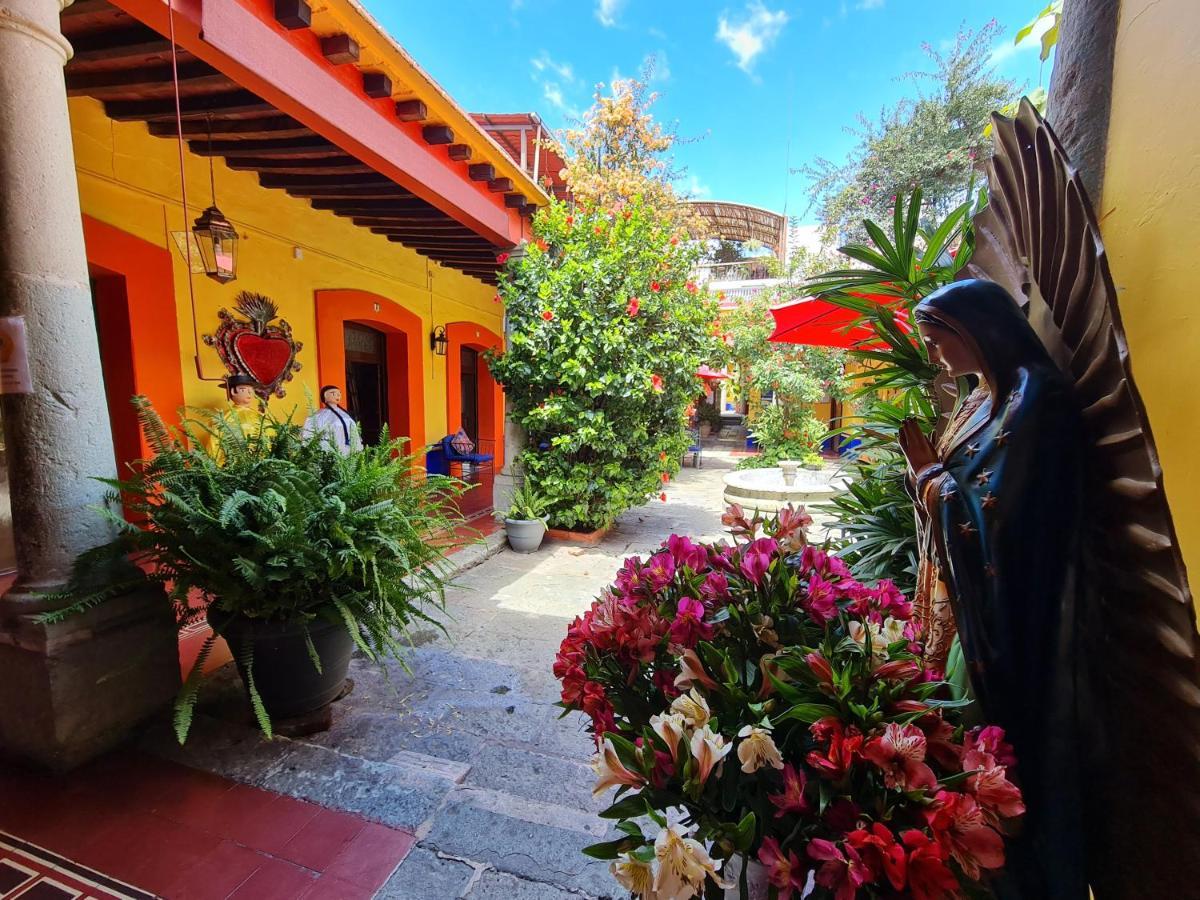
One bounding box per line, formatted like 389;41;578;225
722;466;846;515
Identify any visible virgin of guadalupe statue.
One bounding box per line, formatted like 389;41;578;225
898;100;1200;899
900;279;1086;898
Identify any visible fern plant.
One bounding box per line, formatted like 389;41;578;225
500;479;549;522
44;397;465;741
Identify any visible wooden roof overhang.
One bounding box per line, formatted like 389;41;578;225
471;113;571;202
62;0;551;284
688;201;788;260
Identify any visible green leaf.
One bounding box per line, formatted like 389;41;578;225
775;702;838;725
733;811;757;852
582;837;638;860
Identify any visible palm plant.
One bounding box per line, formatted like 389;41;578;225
805;189;979;593
45;397;465;740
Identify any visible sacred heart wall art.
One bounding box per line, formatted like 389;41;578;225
204;291;303;398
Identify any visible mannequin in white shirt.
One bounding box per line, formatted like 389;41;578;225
303;385;361;455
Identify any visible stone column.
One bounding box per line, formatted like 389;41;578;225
0;0;177;770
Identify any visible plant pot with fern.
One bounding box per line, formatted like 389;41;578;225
47;398;464;741
499;480;548;553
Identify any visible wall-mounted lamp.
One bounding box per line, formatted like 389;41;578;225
430;325;448;356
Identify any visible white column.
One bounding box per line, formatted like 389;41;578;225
0;0;118;610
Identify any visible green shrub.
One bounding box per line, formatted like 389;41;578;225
487;197;722;531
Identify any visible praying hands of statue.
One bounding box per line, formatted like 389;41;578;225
898;417;939;479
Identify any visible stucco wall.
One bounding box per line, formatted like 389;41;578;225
68;96;504;445
1099;0;1200;598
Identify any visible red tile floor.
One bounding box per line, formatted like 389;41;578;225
0;751;415;900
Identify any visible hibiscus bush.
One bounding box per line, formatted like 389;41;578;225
488;197;722;531
554;505;1024;898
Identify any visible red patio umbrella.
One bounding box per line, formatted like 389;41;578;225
695;364;730;381
768;293;910;348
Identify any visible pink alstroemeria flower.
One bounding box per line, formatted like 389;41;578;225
804;574;838;626
739;537;777;585
668;597;715;648
846;823;906;891
925;790;1005;880
758;837;807;899
862;722;938;792
901;830;960;900
767;763;810;818
808;839;870;900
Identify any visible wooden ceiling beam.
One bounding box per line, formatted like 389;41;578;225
224;158;376;175
65;62;228;96
362;72;392;98
395;99;427;121
488;177;514;193
70;29;172;66
60;0;119;19
468;164;495;182
257;172;392;188
283;185;415;199
422;125;454;145
447;144;472;162
320;34;360;65
189;137;340;158
149;117;312;140
504;193;527;209
105;91;273;122
310;198;432;212
274;0;312;29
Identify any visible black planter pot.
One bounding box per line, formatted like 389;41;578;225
215;615;354;719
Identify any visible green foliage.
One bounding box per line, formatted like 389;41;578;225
805;190;977;594
1015;1;1062;62
501;479;549;523
695;400;722;431
802;22;1019;242
739;404;825;470
45;397;464;740
487;197;723;530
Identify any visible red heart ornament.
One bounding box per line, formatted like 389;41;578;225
234;332;294;386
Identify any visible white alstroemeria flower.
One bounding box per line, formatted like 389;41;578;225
848;619;889;664
611;852;657;897
653;823;731;899
591;737;645;797
670;688;711;728
650;711;688;763
736;724;784;773
689;724;733;785
881;615;907;645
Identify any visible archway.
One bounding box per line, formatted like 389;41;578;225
445;321;505;470
314;290;425;454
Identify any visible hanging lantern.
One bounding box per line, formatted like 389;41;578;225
192;205;238;283
430;325;448;356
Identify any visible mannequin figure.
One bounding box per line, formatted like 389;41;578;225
303;385;361;455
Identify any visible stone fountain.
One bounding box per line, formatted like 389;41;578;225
722;461;846;515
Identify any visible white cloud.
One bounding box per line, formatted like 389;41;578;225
716;3;789;73
683;174;711;199
596;0;625;27
531;52;577;84
531;52;581;119
989;14;1052;65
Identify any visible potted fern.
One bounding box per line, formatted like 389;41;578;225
47;398;463;741
500;480;548;553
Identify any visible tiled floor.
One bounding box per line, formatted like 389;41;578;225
0;751;415;900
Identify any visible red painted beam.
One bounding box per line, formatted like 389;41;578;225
108;0;522;246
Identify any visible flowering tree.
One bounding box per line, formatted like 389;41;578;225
488;197;722;530
555;506;1025;898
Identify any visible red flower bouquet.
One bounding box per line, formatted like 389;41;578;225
554;505;1024;899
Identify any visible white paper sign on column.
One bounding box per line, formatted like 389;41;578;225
0;316;33;395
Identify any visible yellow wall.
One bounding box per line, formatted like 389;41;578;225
68;97;503;442
1099;0;1200;597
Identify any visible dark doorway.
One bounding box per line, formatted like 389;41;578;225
344;323;388;445
460;346;480;444
90;273;139;478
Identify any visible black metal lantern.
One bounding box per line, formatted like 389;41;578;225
193;205;238;284
430;325;448;356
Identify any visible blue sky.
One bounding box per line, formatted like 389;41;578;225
367;1;1054;223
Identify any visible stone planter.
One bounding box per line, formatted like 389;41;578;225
699;423;712;438
214;614;354;720
505;517;546;552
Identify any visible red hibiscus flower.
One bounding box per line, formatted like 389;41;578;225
566;214;575;225
650;280;662;292
758;837;807;899
593;225;603;234
659;450;668;463
925;790;1005;880
669;235;679;246
493;293;502;303
541;310;554;321
808;839;870;900
767;763;810;818
651;374;665;392
901;830;959;900
535;238;549;252
847;823;906;891
626;296;640;316
862;722;938;792
685;281;698;294
496;252;510;265
660;492;667;502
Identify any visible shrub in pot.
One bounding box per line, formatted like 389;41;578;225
500;480;548;553
48;397;464;741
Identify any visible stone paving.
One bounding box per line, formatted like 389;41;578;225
140;443;840;898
